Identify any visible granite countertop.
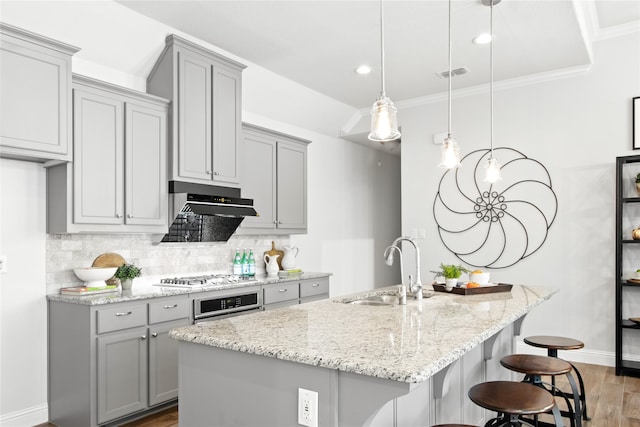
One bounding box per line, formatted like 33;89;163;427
169;284;555;383
47;272;332;305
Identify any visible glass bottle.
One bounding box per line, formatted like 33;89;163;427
248;248;256;277
241;248;249;278
233;249;242;276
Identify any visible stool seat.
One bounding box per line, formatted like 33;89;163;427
524;335;584;351
501;354;572;376
468;381;556;415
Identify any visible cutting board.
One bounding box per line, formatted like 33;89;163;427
92;252;127;268
263;241;284;270
92;253;126;286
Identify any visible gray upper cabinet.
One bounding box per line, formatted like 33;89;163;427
0;23;79;162
240;123;310;234
47;75;168;234
147;34;245;187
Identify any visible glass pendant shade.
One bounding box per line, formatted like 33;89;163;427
438;136;461;169
484;156;502;183
368;96;400;142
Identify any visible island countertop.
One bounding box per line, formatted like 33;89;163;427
170;284;555;383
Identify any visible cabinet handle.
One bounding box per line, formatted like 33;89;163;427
214;171;220;176
279;289;288;293
273;220;278;224
115;311;132;317
206;170;212;175
163;304;178;309
127;214;133;218
141;335;147;340
152;333;158;338
116;213;123;218
312;283;320;287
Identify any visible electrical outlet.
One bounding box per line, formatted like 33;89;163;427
298;388;318;427
0;256;7;274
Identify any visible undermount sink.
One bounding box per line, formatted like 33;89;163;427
349;295;402;306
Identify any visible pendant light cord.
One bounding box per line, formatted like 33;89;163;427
379;0;386;97
447;0;452;138
490;0;494;156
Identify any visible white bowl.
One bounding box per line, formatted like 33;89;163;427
469;272;490;284
73;267;117;287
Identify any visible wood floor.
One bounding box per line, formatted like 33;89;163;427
39;362;639;427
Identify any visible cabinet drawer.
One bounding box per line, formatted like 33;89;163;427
263;282;299;305
149;296;189;324
300;278;329;298
97;304;147;334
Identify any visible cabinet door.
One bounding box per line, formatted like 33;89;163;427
125;102;167;227
0;33;71;160
73;89;124;225
148;319;188;406
177;50;212;182
212;66;241;184
241;131;276;229
277;140;307;230
97;327;148;424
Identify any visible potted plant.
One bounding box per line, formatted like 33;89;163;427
635;173;640;194
432;263;470;291
114;263;141;290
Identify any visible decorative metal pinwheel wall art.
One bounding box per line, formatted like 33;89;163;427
433;147;557;269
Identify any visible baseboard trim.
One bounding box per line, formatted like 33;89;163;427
0;403;48;427
515;340;640;367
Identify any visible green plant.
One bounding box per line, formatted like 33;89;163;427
431;263;470;279
114;263;142;280
636;173;640;183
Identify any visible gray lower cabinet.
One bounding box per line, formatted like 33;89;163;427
49;295;189;427
147;34;245;186
240;123;311;235
47;75;169;234
0;23;79;162
299;277;330;303
262;277;330;309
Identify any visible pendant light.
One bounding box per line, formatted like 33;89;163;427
438;0;461;169
484;0;502;183
368;0;401;142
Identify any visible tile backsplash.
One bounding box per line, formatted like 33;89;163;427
46;233;289;294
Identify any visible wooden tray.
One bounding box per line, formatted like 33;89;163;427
432;283;513;295
627;278;640;284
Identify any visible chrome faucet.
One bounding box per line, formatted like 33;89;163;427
385;236;423;301
383;245;407;304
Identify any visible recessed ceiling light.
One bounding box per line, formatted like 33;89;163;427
473;33;493;44
354;65;372;75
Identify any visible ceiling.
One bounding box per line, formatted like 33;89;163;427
118;0;640;111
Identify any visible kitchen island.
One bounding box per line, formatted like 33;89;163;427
170;284;555;426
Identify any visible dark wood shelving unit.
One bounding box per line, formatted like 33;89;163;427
615;155;640;377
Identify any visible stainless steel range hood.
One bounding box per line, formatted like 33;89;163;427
161;181;257;243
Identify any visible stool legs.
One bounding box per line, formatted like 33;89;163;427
483;408;564;427
546;348;590;420
523;372;581;427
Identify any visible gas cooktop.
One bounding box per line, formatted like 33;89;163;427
153;274;258;288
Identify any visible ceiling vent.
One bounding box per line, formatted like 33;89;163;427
438;66;470;79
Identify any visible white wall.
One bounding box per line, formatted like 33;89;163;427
0;159;48;426
400;32;640;365
0;2;401;424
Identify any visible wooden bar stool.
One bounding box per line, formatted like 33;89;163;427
501;354;581;427
468;381;563;427
524;335;589;420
